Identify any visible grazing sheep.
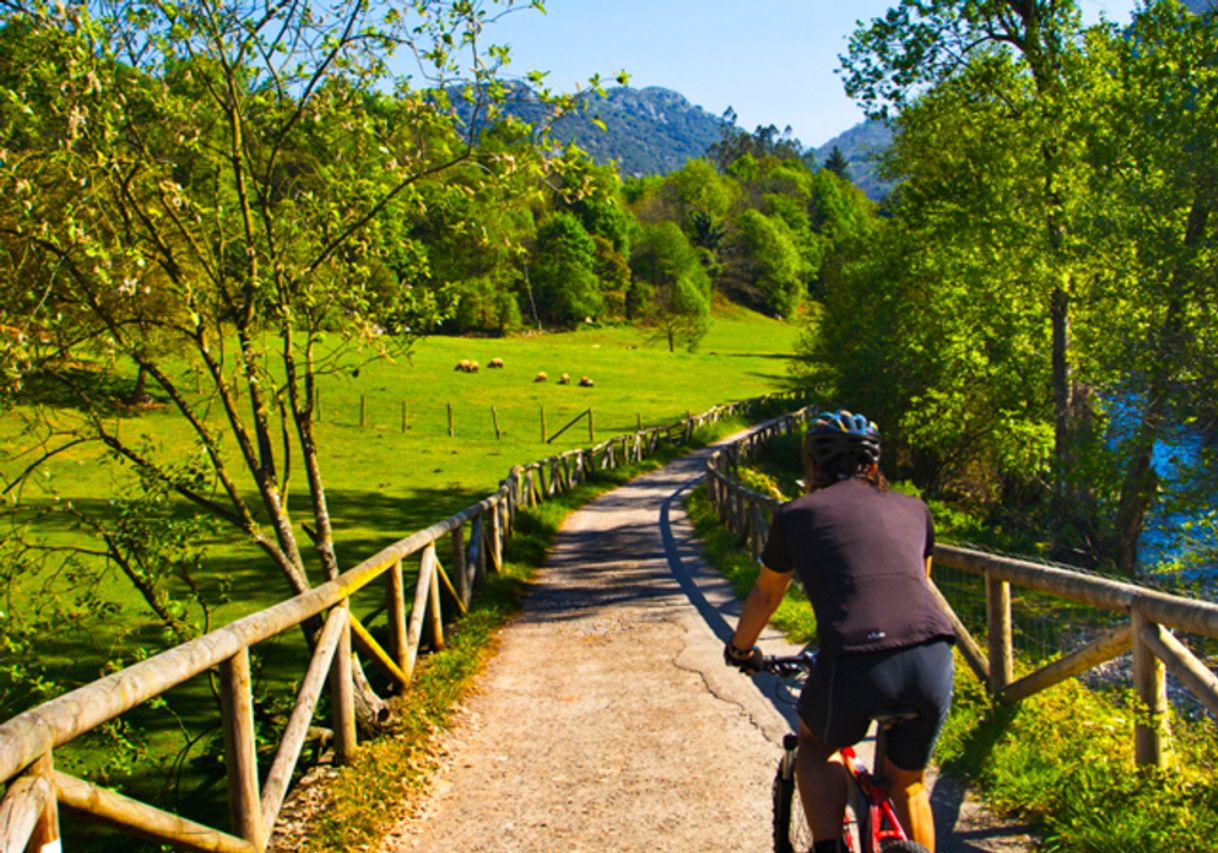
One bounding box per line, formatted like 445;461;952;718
534;371;548;382
557;373;570;385
579;375;594;388
454;359;479;373
489;357;505;369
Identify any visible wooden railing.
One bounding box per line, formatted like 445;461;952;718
706;412;1218;769
0;391;804;853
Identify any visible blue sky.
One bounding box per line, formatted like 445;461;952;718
482;1;1141;148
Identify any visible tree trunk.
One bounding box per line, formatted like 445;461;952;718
1112;198;1208;576
125;363;153;406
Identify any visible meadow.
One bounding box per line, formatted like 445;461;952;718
1;306;799;627
0;307;801;848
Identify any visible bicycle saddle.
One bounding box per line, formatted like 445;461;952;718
872;708;919;728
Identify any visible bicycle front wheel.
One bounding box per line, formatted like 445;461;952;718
772;741;813;853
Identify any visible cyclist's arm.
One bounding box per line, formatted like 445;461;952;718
729;564;793;651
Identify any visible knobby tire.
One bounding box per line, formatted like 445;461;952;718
771;751;812;853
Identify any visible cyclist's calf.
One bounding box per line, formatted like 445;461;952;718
796;721;849;845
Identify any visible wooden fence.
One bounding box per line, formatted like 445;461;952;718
0;391;804;853
706;409;1218;769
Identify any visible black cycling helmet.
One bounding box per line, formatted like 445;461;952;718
805;409;882;468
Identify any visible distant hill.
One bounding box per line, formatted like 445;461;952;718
482;84;728;177
808;121;894;202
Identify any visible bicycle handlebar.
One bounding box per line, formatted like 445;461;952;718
761;651;816;678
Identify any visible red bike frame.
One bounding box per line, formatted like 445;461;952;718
839;744;912;851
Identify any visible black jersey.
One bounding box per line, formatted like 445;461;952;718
760;478;955;656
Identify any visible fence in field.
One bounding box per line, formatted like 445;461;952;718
706;407;1218;769
0;391;804;853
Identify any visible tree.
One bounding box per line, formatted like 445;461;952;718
0;0;544;723
799;46;1060;502
823;146;850;177
721;210;805;318
708;110;804;172
1070;3;1218;575
842;0;1097;549
530;212;602;326
630;221;711;352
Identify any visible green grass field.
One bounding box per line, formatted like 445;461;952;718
2;308;799;629
1;308;801;849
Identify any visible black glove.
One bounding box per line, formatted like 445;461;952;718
724;640;764;673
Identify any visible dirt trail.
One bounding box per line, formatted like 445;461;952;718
380;432;1034;852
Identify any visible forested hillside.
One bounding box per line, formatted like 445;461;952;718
481;84;728;177
808;120;894;201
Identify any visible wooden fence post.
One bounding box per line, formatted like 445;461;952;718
220;647;265;850
452;524;469;607
447;403;454;437
489;499;503;572
1132;608;1168;768
986;572;1014;694
28;752;60;852
328;602;357;765
388;558;408;673
588;408;595;443
407;546;437;679
428;560;445;652
471;515;487;590
492;405;501;440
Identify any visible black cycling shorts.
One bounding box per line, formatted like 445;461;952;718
798;638;954;771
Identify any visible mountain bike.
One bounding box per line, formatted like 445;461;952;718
763;652;931;853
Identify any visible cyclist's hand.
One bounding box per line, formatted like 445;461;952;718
723;641;764;674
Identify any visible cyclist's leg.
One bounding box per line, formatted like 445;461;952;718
884;758;934;850
883;639;954;851
796;720;848;843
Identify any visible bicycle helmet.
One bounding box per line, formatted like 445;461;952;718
805;409;882;470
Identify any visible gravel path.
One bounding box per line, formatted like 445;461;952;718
380;432;1034;852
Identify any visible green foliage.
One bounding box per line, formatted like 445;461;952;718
806;120;895;202
822;146;850;177
630;221;711;352
708;112;804;172
722;210;806;318
531;212;603;326
938;670;1218;851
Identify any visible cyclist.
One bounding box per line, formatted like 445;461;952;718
725;410;955;853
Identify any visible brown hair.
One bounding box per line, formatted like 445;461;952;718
801;433;889;494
